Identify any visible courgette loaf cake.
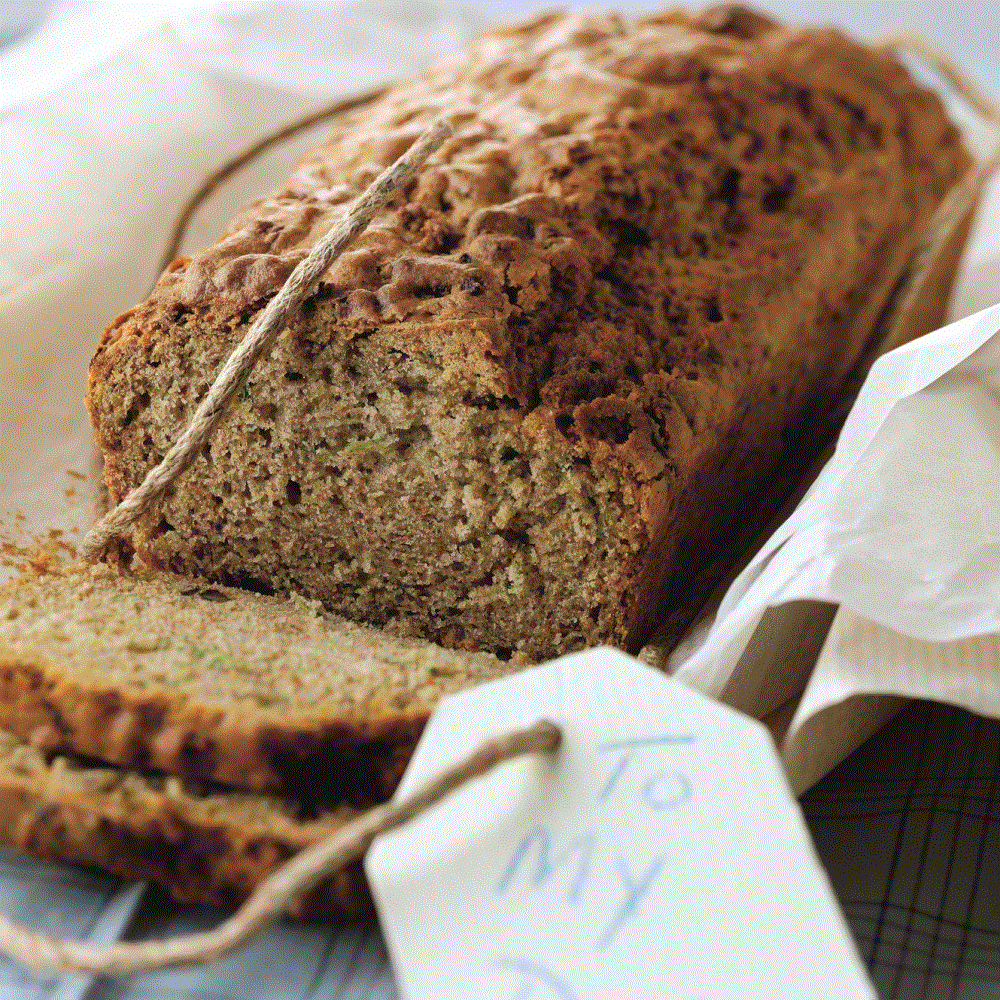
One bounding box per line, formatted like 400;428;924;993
0;563;513;800
0;727;372;918
88;5;970;660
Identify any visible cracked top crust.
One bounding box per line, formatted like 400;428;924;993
95;4;967;483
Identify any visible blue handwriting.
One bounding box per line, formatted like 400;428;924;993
497;827;597;904
495;731;695;957
597;734;696;802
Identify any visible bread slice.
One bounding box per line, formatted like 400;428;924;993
0;564;516;801
88;8;971;662
0;726;371;918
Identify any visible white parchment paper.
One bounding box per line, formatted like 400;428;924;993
674;304;1000;789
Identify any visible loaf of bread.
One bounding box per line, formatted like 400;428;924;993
0;726;372;918
0;564;512;800
88;5;970;661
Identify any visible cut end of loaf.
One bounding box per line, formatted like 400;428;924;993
91;317;633;659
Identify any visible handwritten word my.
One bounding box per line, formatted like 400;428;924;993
495;732;696;955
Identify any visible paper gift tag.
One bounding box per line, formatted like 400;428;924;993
366;647;875;1000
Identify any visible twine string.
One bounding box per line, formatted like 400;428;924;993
0;719;560;976
80;117;454;562
875;30;1000;125
90;87;390;522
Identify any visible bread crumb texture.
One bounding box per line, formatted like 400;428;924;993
0;564;514;801
88;5;967;660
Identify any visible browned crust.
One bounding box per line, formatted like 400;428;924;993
639;195;982;661
0;658;429;804
889;195;979;351
624;170;976;654
0;769;372;919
